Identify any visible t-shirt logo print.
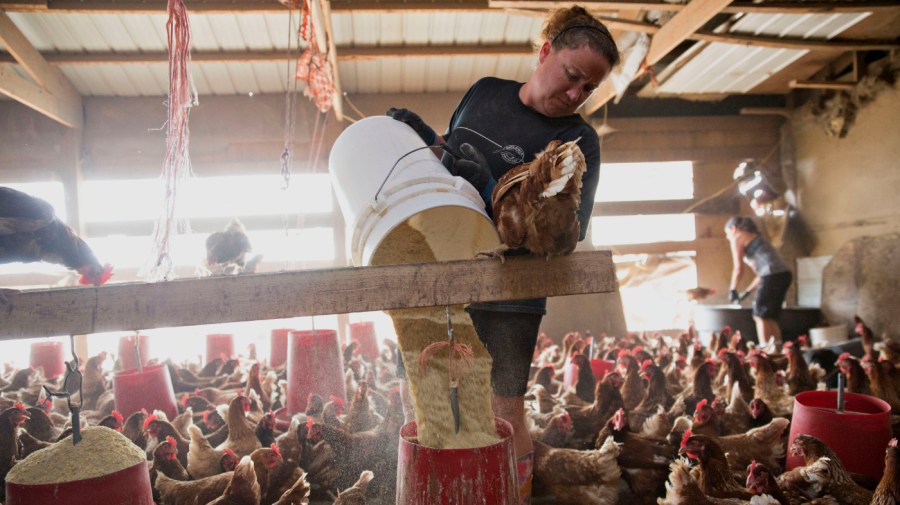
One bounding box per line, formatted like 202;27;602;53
500;145;525;165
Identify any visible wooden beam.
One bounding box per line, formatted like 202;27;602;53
691;31;899;52
0;45;536;65
0;64;82;128
645;0;732;66
489;0;899;14
789;79;857;90
583;0;731;116
0;0;491;13
0;251;617;340
0;11;82;128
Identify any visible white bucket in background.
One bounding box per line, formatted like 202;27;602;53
329;116;499;266
809;324;850;348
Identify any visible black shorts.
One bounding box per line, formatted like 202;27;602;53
753;271;792;319
395;308;543;398
468;308;543;398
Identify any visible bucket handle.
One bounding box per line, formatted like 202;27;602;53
373;145;440;202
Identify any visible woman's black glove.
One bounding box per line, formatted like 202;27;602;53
729;289;741;304
449;143;492;193
386;107;437;146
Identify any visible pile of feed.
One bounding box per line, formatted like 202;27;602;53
7;426;146;485
371;217;500;449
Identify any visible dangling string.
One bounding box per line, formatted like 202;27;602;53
280;1;305;272
149;0;197;281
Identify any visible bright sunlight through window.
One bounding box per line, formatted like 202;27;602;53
590;214;696;246
81;174;332;222
595;161;693;202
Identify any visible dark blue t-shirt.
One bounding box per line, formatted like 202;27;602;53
441;77;601;315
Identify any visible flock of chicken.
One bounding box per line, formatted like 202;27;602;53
0;317;898;505
524;318;900;504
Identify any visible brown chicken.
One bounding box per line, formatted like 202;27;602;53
630;361;674;432
0;186;113;285
836;353;871;395
0;403;31;502
684;287;717;303
782;341;820;395
533;435;621;505
271;470;311;505
145;413;191;468
206;455;262;505
618;352;646;412
307;387;404;494
748;351;792;416
855;315;877;360
530;409;571;448
218;394;262;458
782;434;873;505
680;431;753;500
478;138;586;261
188;423;239;479
333;470;374;505
873;438;900;504
150;436;190;495
564;371;624;447
862;355;900;410
659;459;779;505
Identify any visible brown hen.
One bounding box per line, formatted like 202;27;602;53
478;138;586;261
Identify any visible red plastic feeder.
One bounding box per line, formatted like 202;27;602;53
206;333;234;364
5;460;154;505
350;321;379;362
396;417;517;505
112;363;178;420
30;341;65;380
787;390;891;479
590;359;615;381
117;334;149;371
286;329;346;414
270;328;293;369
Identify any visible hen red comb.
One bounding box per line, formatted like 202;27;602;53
640;360;653;371
202;410;211;423
306;417;315;430
78;263;114;286
695;399;708;413
224;448;237;458
329;396;344;407
748;460;758;473
165;436;177;447
837;352;852;361
181;395;190;407
632;346;644;355
143;414;158;429
617;349;630;359
891;439;898;448
112;410;123;424
14;402;25;411
270;443;282;459
681;430;693;447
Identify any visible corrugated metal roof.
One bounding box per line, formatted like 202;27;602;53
654;11;870;95
6;11;542;97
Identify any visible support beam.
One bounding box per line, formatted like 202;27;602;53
0;44;536;65
789;79;857;90
0;251;617;340
489;1;899;14
0;0;490;13
0;11;82;128
582;0;731;116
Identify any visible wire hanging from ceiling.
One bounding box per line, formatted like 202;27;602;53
148;0;198;282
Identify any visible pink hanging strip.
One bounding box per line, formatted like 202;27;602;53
149;0;198;281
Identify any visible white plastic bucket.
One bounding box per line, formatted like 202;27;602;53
809;324;849;347
329;116;499;266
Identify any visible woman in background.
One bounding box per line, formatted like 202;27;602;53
725;216;793;350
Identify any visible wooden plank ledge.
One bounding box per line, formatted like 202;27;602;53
0;250;617;340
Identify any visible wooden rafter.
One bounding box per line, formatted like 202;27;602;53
0;44;536;65
0;11;82;128
0;251;617;340
488;0;900;14
581;0;732;116
0;0;491;13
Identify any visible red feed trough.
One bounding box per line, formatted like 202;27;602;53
786;390;891;479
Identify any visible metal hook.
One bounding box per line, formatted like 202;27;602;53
42;335;84;445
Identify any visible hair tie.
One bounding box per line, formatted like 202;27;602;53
551;24;612;45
